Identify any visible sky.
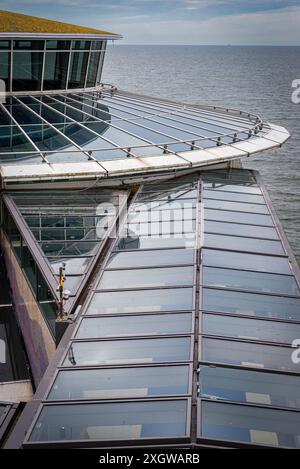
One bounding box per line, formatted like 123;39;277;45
1;0;300;45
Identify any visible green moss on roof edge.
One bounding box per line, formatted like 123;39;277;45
0;10;118;36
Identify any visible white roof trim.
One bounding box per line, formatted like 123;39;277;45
0;123;290;185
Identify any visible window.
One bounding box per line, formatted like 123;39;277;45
106;248;195;269
43;52;69;90
86;52;101;87
63;337;191;367
202;337;299;372
204;199;269;215
87;288;194;314
201;401;300;447
97;266;194;290
202;249;292;275
68;52;89;89
204;221;278;240
28;400;188;442
203;190;265;204
12;52;43;91
48;365;190;400
202;288;300;321
202;314;300;345
76;313;193;338
0;52;10;90
204;234;285;255
202;267;299;296
199;365;300;409
204;209;274;226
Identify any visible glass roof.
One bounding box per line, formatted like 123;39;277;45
6;168;300;449
0;88;269;165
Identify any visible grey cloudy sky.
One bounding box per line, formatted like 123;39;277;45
1;0;299;45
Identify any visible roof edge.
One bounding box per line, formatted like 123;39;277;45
0;32;122;40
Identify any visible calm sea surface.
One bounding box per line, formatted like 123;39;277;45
103;45;300;263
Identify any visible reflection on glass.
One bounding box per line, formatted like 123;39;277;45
107;248;195;269
63;337;191;366
202;401;300;447
204;199;269;214
199;365;300;409
202;249;291;275
202;288;300;320
202;314;300;344
98;266;194;289
205;209;274;226
202;267;299;296
202;337;298;372
204;234;285;255
76;313;193;338
87;288;194;314
204;221;278;240
203;190;265;205
48;365;190;400
29;400;188;442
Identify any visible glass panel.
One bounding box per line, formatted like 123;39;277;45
205;209;274;226
29;400;188;442
202;267;299;296
106;248;195;269
68;52;89;89
203;183;262;194
122;219;195;237
128;208;196;223
202;314;300;345
204;190;265;204
204;234;285;255
97;266;194;290
202;337;298;372
72;40;90;50
46;40;71;50
12;52;43;91
202;288;300;321
202;249;292;275
117;234;196;250
13;40;44;49
86;52;100;88
0;40;10;49
48;365;190;400
204;199;269;214
205;221;278;240
48;257;91;275
76;313;193;338
87;288;194;314
0;51;10;90
202;401;300;448
43;52;69;90
199;365;300;409
63;337;191;366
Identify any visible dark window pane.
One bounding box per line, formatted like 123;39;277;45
87;288;194;314
202;288;300;321
204;234;285;255
68;52;89;89
204;190;265;204
86;52;100;87
205;209;274;226
202;249;292;275
205;221;278;240
202;337;298;372
48;365;190;400
12;52;43;91
46;40;71;50
202;401;300;447
202;314;300;345
107;248;195;269
97;266;194;290
0;51;10;90
13;40;44;49
76;313;193;338
202;267;299;296
63;337;191;366
43;52;69;90
199;365;300;409
0;40;10;49
72;40;90;50
29;400;188;442
204;199;269;214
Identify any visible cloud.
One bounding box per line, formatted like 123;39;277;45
109;5;300;44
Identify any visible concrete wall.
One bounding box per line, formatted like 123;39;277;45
1;232;56;387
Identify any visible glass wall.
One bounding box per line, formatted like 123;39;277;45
0;40;106;92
